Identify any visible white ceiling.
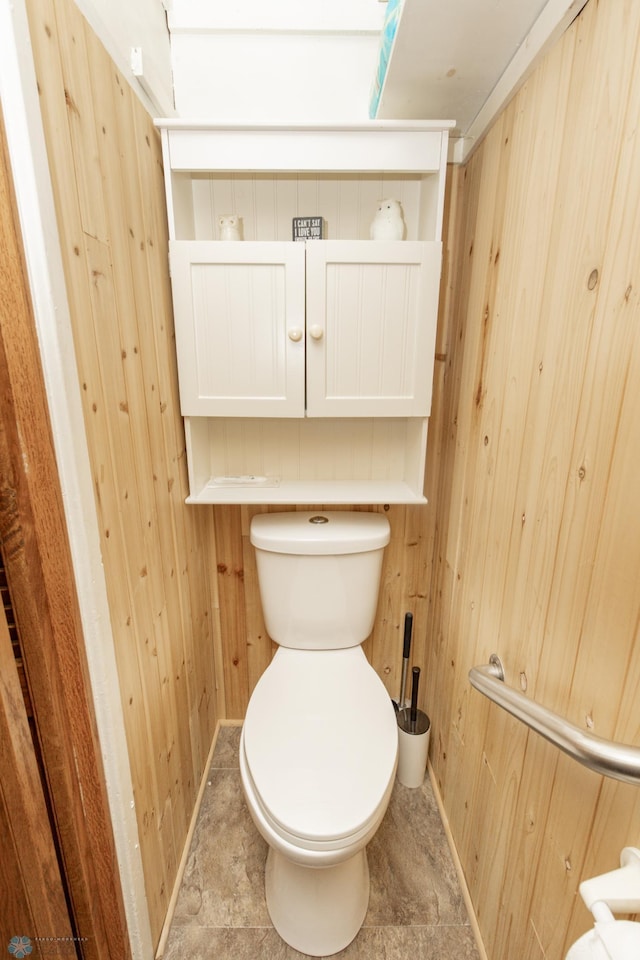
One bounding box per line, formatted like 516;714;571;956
376;0;589;156
377;0;550;129
70;0;588;159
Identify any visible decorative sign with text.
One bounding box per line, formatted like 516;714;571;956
292;217;324;241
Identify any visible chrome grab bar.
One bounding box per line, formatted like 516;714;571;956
468;656;640;786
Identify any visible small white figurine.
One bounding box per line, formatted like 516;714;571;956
218;214;242;240
369;198;405;240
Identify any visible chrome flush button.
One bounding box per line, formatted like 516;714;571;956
309;515;329;524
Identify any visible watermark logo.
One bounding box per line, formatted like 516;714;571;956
8;936;90;957
7;937;32;958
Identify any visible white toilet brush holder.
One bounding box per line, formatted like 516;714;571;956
396;666;431;788
396;707;430;787
396;666;430;787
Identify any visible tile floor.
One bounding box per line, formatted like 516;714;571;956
161;725;481;959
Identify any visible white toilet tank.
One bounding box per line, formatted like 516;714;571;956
250;511;390;650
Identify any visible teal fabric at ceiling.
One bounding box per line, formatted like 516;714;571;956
369;0;403;118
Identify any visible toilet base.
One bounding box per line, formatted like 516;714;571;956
265;846;370;957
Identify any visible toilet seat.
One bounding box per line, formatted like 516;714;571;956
243;646;398;848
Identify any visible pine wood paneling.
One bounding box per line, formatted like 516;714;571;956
24;0;640;956
25;0;219;945
0;105;129;959
0;584;74;945
428;1;640;957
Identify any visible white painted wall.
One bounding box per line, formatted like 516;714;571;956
74;0;174;115
168;0;386;121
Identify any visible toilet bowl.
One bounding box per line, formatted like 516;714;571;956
240;647;398;955
240;511;397;956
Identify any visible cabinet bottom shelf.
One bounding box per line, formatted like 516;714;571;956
186;478;427;505
184;416;429;504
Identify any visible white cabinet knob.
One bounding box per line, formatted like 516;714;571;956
288;328;303;342
309;325;324;341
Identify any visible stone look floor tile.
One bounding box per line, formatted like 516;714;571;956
210;723;242;768
164;925;480;960
162;726;481;960
366;779;469;926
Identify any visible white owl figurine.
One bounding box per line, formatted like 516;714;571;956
218;214;242;241
370;199;405;240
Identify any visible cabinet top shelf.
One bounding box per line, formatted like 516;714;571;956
155;120;454;175
154;119;455;133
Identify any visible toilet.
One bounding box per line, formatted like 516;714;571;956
239;510;398;957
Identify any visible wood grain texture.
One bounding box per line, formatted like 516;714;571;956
426;0;640;957
0;580;74;944
24;0;219;944
0;107;129;958
20;0;640;956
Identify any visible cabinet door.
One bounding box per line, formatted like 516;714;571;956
305;241;441;417
169;241;306;416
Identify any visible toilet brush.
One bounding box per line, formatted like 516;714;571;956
395;612;413;711
410;666;420;733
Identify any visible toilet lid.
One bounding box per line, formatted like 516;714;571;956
243;646;398;844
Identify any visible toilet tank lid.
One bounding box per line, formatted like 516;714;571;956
250;511;390;555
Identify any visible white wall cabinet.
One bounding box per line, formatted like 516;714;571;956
170;238;441;419
305;240;441;418
157;121;453;503
170;241;306;417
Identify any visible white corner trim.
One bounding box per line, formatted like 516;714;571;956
457;0;589;163
0;1;154;956
449;137;471;165
131;45;171;117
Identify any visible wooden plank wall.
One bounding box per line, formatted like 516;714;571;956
24;0;220;945
0;107;130;958
24;0;640;956
427;0;640;957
